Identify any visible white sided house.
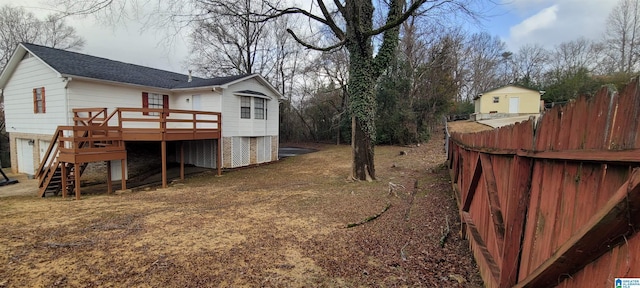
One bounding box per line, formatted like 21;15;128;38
0;43;281;198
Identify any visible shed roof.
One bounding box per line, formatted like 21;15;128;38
474;84;542;100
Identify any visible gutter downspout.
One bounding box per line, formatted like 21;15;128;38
63;77;72;126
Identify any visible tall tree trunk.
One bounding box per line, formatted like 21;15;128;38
347;47;377;180
342;0;403;181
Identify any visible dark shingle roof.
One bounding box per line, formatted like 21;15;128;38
22;43;250;89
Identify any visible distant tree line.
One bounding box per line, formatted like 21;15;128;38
4;0;638;151
280;0;639;145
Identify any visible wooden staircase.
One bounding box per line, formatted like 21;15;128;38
39;162;87;197
37;108;127;199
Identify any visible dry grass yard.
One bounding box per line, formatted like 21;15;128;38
447;120;494;134
0;135;482;287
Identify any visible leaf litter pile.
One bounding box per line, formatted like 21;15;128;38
0;134;483;287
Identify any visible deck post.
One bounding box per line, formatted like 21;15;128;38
161;140;167;188
180;141;185;180
216;139;222;176
61;162;67;198
217;114;222;176
120;159;126;190
74;162;81;200
106;160;112;194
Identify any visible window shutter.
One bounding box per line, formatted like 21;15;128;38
163;94;169;116
33;88;37;113
142;92;149;115
33;87;46;113
41;87;45;113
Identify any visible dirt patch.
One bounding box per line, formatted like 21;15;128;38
447;120;494;134
0;169;38;197
0;135;482;287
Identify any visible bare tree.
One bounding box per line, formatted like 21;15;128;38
40;15;86;51
511;44;548;87
604;0;640;74
463;32;505;99
0;5;85;69
256;1;479;181
548;38;601;77
0;5;85;159
188;0;273;76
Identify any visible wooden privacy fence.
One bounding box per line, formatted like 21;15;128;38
447;79;640;287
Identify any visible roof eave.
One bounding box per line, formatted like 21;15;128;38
60;73;173;92
480;84;541;95
220;74;283;99
21;43;63;77
170;86;221;92
1;44;67;89
233;92;273;100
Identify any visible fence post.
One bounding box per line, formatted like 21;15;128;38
444;116;450;158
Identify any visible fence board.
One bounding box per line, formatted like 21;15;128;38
448;78;640;287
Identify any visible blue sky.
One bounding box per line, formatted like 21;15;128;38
483;0;618;52
6;0;621;73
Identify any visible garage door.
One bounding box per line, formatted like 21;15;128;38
17;139;35;175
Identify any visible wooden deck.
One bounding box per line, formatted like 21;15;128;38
37;107;222;199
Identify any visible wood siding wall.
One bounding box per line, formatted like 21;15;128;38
448;80;640;287
222;78;279;138
3;56;67;134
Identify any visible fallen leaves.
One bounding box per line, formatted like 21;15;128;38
0;132;483;286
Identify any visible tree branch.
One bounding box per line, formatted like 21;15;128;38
366;0;448;37
286;29;346;51
251;5;329;27
316;0;345;40
332;0;346;15
371;0;406;78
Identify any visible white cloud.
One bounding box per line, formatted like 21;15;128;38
509;5;558;41
503;0;552;12
504;0;618;50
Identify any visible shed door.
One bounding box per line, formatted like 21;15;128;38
509;97;519;113
17;139;35;175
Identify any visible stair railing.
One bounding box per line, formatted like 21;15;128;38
35;127;62;179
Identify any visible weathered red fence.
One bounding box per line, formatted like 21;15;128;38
447;79;640;287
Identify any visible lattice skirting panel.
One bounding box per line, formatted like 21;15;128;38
178;139;217;168
225;136;275;168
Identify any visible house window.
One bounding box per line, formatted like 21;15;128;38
241;96;251;119
493;96;499;103
33;87;45;113
142;92;168;116
254;98;265;119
